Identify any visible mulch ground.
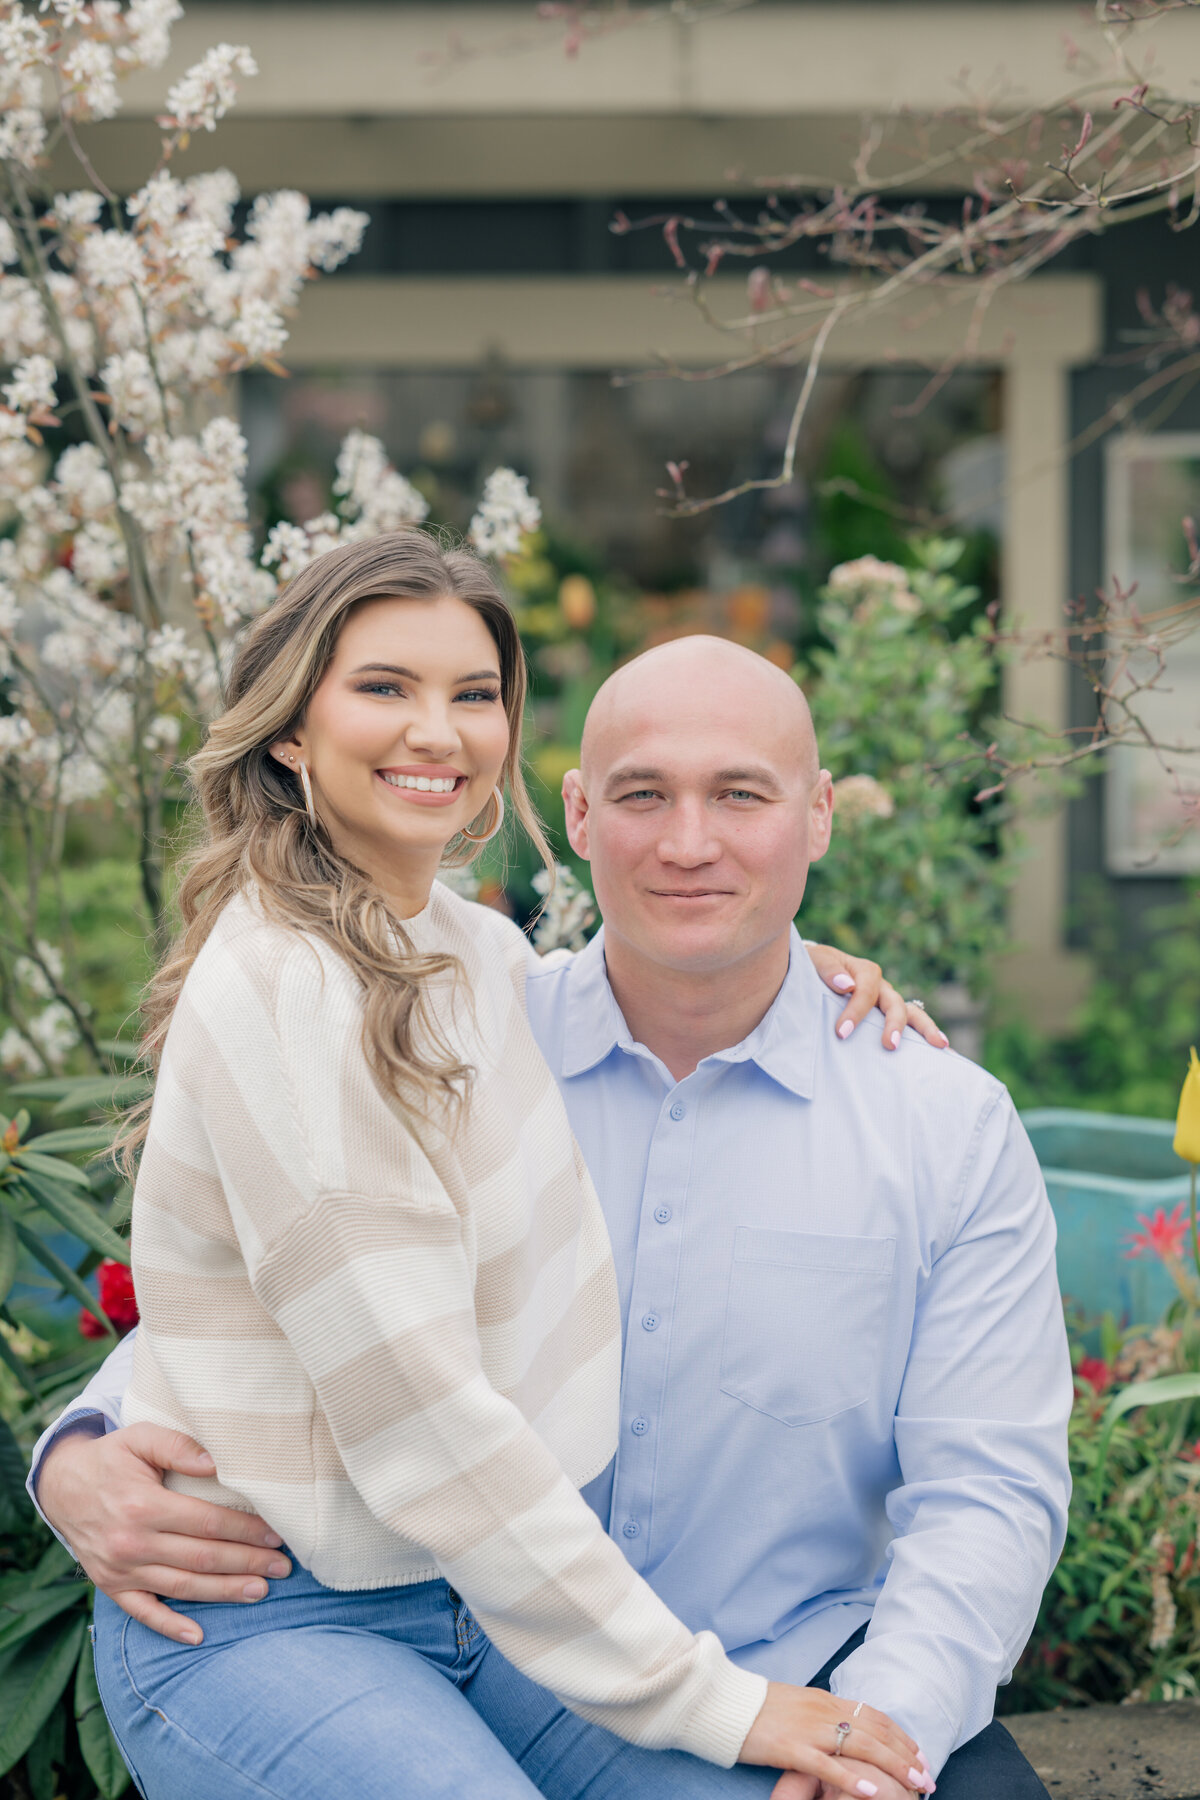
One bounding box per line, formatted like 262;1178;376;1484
1006;1700;1200;1799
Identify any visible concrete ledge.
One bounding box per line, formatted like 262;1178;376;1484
1005;1701;1200;1799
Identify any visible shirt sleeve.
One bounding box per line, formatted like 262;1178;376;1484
828;1090;1073;1776
27;1327;137;1548
171;931;766;1766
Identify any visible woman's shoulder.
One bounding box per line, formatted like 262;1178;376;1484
427;879;536;975
186;891;357;1020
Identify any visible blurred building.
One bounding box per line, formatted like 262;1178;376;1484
63;1;1200;1024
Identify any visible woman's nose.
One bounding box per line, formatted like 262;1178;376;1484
403;699;460;755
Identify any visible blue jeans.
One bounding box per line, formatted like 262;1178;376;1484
93;1564;782;1800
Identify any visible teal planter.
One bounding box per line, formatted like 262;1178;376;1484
1022;1109;1191;1327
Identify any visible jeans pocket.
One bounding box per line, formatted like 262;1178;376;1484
719;1227;895;1426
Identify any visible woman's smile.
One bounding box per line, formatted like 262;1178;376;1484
377;764;469;806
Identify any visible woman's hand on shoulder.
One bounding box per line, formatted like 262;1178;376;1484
806;944;949;1052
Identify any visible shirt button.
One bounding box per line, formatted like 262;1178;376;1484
653;1205;672;1224
641;1313;660;1332
669;1101;687;1121
631;1417;649;1435
622;1520;640;1539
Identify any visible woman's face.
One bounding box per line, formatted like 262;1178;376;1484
272;593;510;914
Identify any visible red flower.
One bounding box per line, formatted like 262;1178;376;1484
1181;1440;1200;1463
1074;1356;1116;1393
79;1259;138;1338
1123;1202;1190;1262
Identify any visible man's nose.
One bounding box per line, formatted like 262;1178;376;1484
656;802;721;868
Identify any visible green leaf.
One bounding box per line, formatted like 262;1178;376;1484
12;1220;115;1332
0;1210;16;1307
12;1150;91;1189
75;1633;131;1798
0;1586;86;1658
0;1417;33;1524
24;1125;117;1156
25;1694;64;1800
0;1615;86;1776
0;1327;39;1400
1096;1374;1200;1479
13;1171;129;1262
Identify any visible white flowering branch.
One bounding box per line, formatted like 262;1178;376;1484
0;0;543;1080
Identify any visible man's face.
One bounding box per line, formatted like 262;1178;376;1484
563;642;833;978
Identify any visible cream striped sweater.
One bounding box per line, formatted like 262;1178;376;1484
124;883;767;1763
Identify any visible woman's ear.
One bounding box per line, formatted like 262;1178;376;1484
269;735;303;770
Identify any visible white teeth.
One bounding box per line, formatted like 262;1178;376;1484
381;772;459;794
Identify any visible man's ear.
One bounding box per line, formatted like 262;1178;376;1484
562;769;592;860
808;769;834;864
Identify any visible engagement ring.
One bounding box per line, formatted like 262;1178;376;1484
833;1722;852;1757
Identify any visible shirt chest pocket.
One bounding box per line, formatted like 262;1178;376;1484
719;1227;896;1428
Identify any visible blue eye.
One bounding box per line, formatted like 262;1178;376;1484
457;688;502;704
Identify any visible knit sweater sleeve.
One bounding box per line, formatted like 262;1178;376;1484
170;915;767;1765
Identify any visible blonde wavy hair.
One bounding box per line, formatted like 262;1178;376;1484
121;529;552;1170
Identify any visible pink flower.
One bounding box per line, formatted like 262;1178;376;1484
1074;1356;1116;1393
79;1258;138;1338
1123;1203;1190;1262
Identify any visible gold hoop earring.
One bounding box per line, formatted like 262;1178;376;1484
460;785;505;844
298;761;317;827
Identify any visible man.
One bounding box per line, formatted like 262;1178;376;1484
32;637;1071;1799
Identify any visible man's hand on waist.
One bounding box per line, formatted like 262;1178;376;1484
37;1422;292;1645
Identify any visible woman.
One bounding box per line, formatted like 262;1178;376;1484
94;530;927;1800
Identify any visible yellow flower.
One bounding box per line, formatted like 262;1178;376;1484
1174;1046;1200;1165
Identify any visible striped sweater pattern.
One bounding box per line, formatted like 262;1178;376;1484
124;883;767;1762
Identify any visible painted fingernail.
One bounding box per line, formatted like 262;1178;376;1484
267;1558;290;1577
888;1029;900;1048
855;1784;878;1797
918;1752;931;1772
832;973;855;991
937;1032;949;1046
262;1530;283;1547
837;1020;855;1039
908;1771;926;1788
195;1450;215;1469
243;1580;267;1600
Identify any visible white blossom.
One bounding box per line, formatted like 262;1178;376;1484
231;295;288;362
0;714;33;758
469;467;542;560
145;623;200;680
0;219;18;265
162;42;256;133
121;0;182;70
41;0;89;27
13;940;65;1000
3;354;57;416
72;520;126;587
531;865;597;955
61;37;120;121
57;753;108;805
0;1026;41;1078
51;188;105;231
28;999;80;1064
334;430;428;534
100;349;166;435
142;712;180;755
54;443;116;517
78;229;146;293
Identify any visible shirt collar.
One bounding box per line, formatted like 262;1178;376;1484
559;924;822;1099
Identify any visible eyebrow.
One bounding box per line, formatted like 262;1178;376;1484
602;764;785;796
349;663;501;683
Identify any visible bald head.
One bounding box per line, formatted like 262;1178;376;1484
581;635;820;790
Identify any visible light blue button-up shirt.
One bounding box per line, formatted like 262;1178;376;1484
31;926;1072;1775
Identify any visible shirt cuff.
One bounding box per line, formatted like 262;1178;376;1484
27;1405;119;1552
828;1652;963;1779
